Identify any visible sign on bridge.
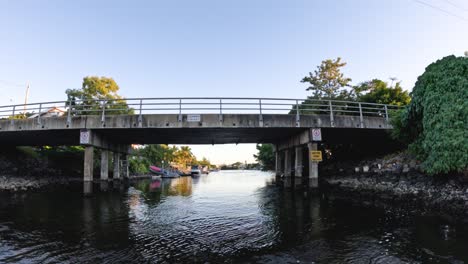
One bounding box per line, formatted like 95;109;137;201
187;114;201;122
80;130;91;144
310;150;322;162
311;128;322;141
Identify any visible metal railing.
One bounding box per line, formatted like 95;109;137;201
0;97;400;127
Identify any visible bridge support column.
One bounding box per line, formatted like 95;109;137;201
283;149;292;188
275;150;281;181
84;146;94;182
100;150;109;181
308;142;318;188
113;152;120;180
294;146;303;187
122;154;129;179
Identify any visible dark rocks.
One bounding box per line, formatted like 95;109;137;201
322;151;468;219
0;175;80;192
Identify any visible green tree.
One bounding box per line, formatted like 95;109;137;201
354;79;410;106
254;144;275;170
174;146;196;168
66;76;133;115
198;157;211;167
301;57;352;99
393;55;468;175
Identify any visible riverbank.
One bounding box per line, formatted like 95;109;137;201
322;152;468;220
0;175;83;192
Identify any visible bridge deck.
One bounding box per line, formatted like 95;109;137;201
0;114;390;145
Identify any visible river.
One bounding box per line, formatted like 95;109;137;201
0;171;467;263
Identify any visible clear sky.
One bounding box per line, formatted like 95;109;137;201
1;0;466;164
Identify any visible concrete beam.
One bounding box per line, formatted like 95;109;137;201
84;146;94;182
308;142;318;188
80;129;131;154
277;129;310;151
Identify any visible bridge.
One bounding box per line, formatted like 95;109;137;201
0;97;398;189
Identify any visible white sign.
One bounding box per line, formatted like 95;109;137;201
187;114;201;122
312;128;322;141
80;130;90;144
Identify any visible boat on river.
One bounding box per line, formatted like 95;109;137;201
149;166;180;178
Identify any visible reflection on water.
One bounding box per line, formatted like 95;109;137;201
0;171;467;263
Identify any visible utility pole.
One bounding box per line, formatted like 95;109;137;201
23;82;30;116
389;77;398;88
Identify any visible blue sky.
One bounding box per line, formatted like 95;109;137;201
0;0;466;164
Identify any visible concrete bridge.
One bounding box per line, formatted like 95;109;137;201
0;97;398;188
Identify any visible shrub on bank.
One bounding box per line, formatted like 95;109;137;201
392;55;468;175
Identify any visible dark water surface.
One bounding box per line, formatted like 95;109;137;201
0;171;467;263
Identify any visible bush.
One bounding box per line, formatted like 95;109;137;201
395;55;468;174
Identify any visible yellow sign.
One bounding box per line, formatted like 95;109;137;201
310;151;322;162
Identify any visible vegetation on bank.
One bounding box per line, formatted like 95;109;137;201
391;55;468;175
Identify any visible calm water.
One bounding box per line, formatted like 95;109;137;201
0;171;467;263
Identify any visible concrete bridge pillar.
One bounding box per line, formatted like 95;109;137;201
113;152;120;180
84;146;94;182
294;146;303;187
100;150;109;181
308;142;318;187
283;149;292;188
275;151;281;177
122;154;129;179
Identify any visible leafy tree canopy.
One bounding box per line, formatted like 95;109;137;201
254;144;275;170
354;79;411;106
66;76;133;115
301;57;352;99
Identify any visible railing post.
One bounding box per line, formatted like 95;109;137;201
329;100;334;127
37;103;42;125
359;102;364;128
384;105;389;124
138;99;143;127
295;100;300;127
259;99;263;127
11;105;16;125
178;99;182;122
66;100;72;126
219;99;223;122
101;100;106;124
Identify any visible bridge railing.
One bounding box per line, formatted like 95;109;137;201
0;97;401;126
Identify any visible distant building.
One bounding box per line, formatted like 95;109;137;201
28;107;66;118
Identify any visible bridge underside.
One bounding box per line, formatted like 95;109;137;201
0;127;390;146
0;113;392;189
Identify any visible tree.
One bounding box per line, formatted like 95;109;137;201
301;57;352;99
254;144;275;170
354;79;411;106
393;55;468;175
66;76;133;115
198;157;211;167
173;146;196;168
